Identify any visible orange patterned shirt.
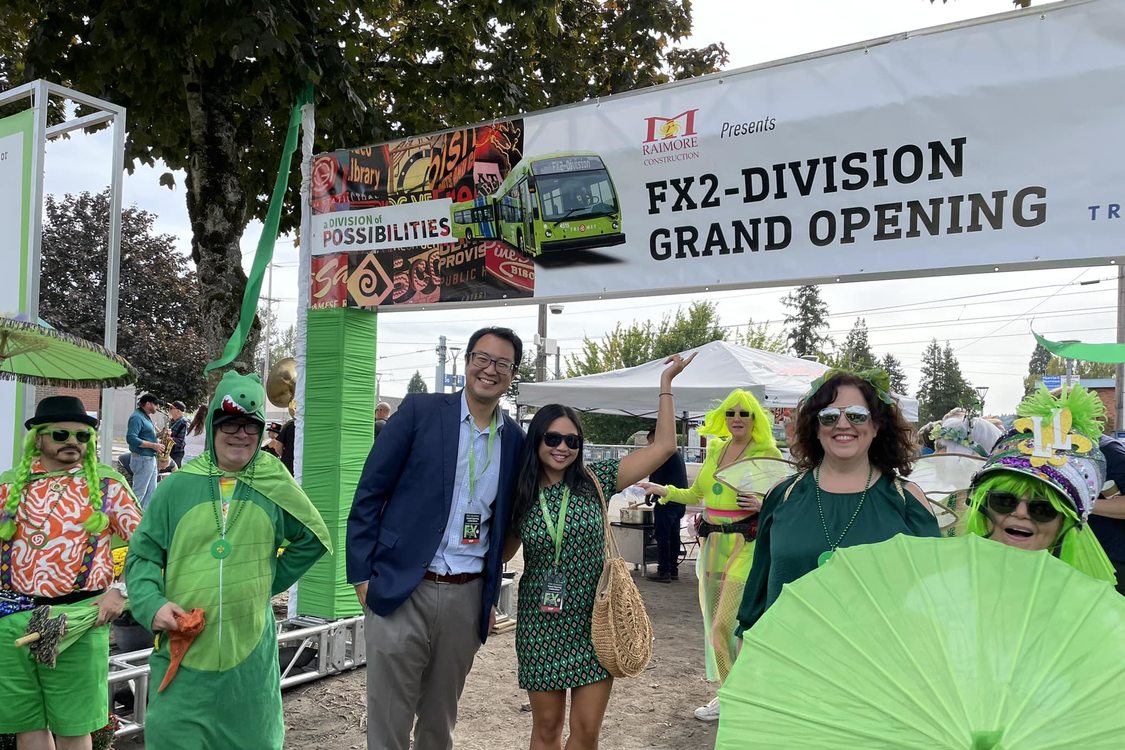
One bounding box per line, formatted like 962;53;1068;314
0;461;142;597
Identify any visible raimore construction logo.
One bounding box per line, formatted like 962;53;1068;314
641;109;701;166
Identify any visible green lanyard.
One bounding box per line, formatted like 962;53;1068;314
467;412;498;506
538;486;571;569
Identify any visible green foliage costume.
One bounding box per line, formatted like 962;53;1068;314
125;372;330;749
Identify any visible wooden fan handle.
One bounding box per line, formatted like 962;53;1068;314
14;632;41;647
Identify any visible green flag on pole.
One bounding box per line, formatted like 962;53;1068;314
1033;331;1125;365
204;85;312;374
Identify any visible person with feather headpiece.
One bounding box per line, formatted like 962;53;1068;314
966;385;1116;585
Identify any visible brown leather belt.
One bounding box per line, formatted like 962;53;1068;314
423;571;483;585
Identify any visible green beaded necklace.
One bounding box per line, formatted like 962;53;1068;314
207;456;255;560
814;464;874;567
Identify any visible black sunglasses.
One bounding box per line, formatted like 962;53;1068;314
543;432;581;450
985;491;1060;523
725;410;751;418
217;420;263;436
45;428;92;444
817;405;871;427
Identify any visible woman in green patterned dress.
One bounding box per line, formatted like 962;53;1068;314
505;353;693;750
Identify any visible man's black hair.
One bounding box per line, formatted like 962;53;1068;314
465;327;523;367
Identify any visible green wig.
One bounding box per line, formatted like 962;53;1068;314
699;389;777;449
0;427;109;541
967;470;1115;585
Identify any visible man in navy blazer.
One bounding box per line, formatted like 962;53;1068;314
347;327;525;750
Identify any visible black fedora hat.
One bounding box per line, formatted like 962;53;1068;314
25;396;99;430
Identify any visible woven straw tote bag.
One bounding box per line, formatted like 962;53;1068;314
587;467;653;678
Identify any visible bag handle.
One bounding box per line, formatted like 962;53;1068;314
586;466;622;561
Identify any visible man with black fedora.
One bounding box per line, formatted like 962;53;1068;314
0;396;142;748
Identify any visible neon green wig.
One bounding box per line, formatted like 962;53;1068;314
967;471;1116;585
0;427;109;540
699;389;777;449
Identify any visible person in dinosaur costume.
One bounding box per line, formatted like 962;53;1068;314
125;371;331;749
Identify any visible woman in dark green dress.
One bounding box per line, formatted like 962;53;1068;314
504;353;693;750
736;370;940;637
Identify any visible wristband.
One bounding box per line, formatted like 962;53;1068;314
659;392;674;397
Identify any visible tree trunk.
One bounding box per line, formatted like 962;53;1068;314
183;61;259;376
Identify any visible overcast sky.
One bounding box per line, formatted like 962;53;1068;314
44;0;1105;415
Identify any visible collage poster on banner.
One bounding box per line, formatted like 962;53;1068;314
308;1;1125;310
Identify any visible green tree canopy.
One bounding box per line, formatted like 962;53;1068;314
6;1;725;369
915;339;976;423
407;370;429;394
838;318;877;370
566;301;725;443
879;353;908;396
38;190;209;406
782;285;831;358
733;319;788;353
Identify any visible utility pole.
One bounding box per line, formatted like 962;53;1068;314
536;304;548;382
260;261;277;385
435;335;447;393
449;347;462;392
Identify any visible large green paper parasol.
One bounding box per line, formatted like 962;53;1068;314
717;534;1125;749
0;316;136;388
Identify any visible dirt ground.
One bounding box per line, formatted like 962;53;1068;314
280;548;718;750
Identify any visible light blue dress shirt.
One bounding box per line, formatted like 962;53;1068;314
428;391;504;575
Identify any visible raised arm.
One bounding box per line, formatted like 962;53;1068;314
617;352;696;490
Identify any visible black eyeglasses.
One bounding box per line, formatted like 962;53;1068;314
817;405;871;427
543;432;581;450
985;491;1060;523
217;420;263;436
45;428;92;444
725;410;751;418
467;351;515;376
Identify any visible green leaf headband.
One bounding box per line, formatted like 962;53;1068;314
803;367;895;407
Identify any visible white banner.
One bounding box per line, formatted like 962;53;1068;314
309;0;1125;309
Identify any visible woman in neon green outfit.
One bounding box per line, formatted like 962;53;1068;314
640;389;781;722
965;385;1116;585
125;372;331;749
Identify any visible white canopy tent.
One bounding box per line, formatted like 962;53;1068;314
517;340;919;421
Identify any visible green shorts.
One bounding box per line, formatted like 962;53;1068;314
0;604;110;736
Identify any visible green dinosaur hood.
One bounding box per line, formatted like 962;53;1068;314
205;371;267;456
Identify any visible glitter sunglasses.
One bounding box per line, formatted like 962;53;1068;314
817;405;871;427
543;432;581;450
985;490;1060;523
45;428;93;444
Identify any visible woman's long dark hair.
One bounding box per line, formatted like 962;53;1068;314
791;372;916;477
511;404;596;535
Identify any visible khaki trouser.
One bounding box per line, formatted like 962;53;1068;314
364;578;483;750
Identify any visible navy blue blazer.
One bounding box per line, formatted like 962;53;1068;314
346;391;525;643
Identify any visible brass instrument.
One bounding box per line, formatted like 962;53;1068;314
267;357;298;417
154;411;174;468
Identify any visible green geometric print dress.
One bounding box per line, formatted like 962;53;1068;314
516;460;618;692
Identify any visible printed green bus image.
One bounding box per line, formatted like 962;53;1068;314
450;152;626;257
